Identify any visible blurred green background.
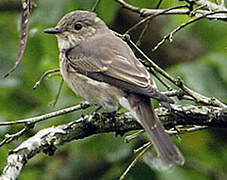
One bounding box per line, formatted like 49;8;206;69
0;0;227;179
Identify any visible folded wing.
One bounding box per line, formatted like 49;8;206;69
65;35;173;103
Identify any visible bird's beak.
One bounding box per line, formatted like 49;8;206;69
44;27;62;34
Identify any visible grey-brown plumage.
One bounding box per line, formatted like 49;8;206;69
44;10;184;166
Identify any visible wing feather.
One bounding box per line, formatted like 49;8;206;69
65;35;173;103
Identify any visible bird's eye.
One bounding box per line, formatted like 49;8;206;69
74;23;82;31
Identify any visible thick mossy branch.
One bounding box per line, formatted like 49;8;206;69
0;104;226;180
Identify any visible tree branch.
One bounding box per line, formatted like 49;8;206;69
3;0;32;78
184;0;226;11
152;10;227;51
1;1;226;179
115;0;227;20
0;102;90;127
0;104;226;179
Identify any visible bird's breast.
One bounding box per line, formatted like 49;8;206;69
59;54;125;111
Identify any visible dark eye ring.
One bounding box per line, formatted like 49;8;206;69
74;23;82;31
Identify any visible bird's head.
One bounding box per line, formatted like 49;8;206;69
44;10;108;50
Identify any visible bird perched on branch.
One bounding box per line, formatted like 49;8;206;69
44;10;184;166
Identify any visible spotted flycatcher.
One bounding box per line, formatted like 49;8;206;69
44;11;184;166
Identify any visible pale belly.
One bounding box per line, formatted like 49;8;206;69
60;58;125;111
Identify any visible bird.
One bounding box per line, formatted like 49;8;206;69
44;10;184;166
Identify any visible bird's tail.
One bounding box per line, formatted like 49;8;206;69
124;94;184;166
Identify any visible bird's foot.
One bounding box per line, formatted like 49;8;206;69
88;105;102;122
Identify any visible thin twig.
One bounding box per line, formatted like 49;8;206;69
119;34;227;108
140;59;174;91
124;130;144;142
136;21;150;46
142;8;227;19
155;0;163;9
119;143;151;180
91;0;101;12
125;5;189;34
0;125;32;147
184;0;226;11
133;142;151;153
121;125;207;179
115;0;227;20
115;0;140;14
151;69;173;91
135;0;164;46
125;125;207;153
33;69;60;90
3;0;32;78
0;102;91;126
49;78;64;107
162;90;194;101
166;125;208;135
152;10;227;51
121;126;209;180
189;4;207;17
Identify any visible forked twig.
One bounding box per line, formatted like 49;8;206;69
0;125;33;147
125;5;189;34
152;10;227;51
33;69;60;90
119;142;151;180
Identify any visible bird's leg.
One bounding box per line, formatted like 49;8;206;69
107;110;124;137
100;110;122;136
88;105;102;122
107;110;117;117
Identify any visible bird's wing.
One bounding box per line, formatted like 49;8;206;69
65;39;173;103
